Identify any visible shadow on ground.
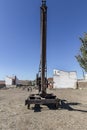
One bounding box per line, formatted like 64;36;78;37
59;100;87;113
31;100;87;113
32;104;57;112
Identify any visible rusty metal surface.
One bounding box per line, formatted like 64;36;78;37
25;0;59;110
25;98;60;105
38;0;47;96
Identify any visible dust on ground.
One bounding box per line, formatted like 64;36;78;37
0;87;87;130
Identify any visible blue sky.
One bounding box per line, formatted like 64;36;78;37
0;0;87;80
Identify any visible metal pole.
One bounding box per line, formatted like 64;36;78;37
40;0;47;96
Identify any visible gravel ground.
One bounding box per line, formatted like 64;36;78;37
0;87;87;130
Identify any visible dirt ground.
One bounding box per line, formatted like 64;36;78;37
0;87;87;130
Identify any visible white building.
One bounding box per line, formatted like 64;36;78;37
5;76;19;87
84;74;87;80
53;69;77;89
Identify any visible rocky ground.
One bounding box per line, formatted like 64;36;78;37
0;87;87;130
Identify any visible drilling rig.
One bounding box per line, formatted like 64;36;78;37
25;0;60;109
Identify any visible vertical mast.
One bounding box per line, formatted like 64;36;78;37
40;0;47;96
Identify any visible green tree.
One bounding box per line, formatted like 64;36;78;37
75;33;87;72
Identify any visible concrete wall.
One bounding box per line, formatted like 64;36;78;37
77;80;87;89
53;69;77;89
5;76;19;87
5;77;13;86
85;74;87;80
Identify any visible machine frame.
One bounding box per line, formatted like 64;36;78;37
25;0;60;109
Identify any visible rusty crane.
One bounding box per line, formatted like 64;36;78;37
25;0;60;109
